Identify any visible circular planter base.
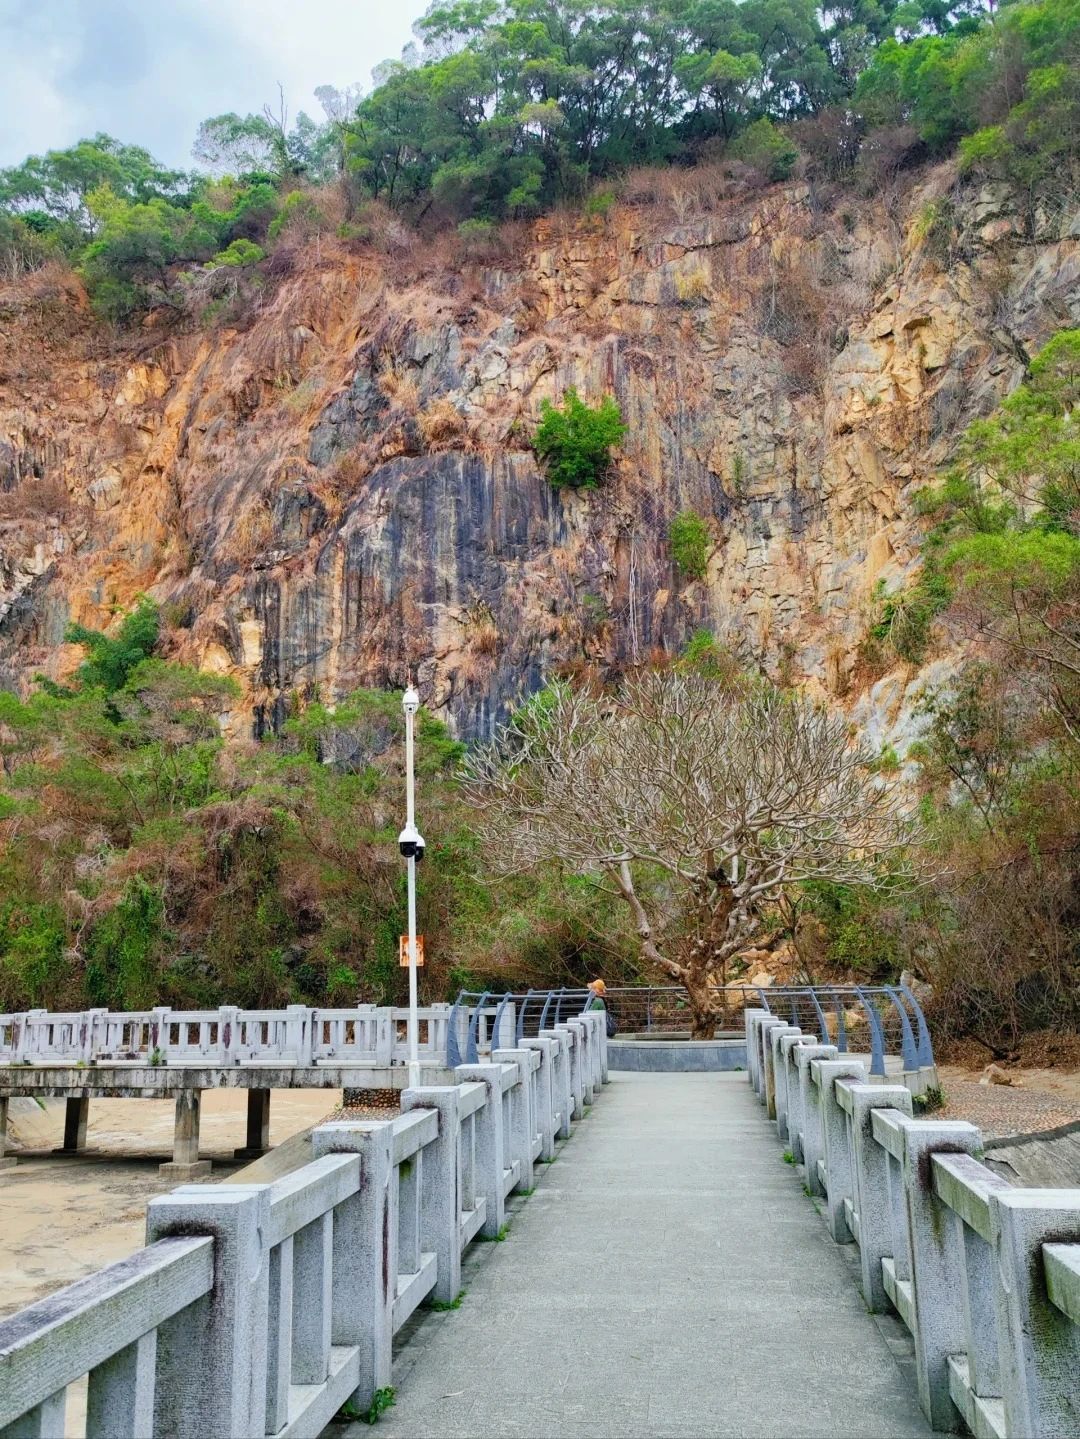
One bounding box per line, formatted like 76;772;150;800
607;1038;748;1072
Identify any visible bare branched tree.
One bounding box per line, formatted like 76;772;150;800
464;670;913;1036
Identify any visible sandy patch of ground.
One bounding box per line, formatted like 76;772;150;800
0;1089;339;1317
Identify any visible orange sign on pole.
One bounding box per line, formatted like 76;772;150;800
399;934;425;967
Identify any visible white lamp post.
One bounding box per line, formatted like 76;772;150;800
398;684;425;1089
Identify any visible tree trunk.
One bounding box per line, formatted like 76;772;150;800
683;971;720;1039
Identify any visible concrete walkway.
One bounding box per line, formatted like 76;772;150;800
347;1073;932;1439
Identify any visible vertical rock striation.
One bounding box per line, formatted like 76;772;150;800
0;171;1077;739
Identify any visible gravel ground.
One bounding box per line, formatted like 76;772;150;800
327;1087;402;1121
938;1069;1080;1139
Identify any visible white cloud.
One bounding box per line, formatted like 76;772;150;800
0;0;430;167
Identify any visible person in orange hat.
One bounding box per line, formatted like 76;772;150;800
587;978;616;1035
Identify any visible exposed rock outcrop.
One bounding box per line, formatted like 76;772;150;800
1;170;1077;739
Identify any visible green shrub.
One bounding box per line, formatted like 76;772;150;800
670;511;710;581
868;572;951;664
210;238;264;267
0;212;59;276
457;218;496;238
0;902;68;1009
730;119;799;182
584;187;616;218
79;189;218;320
267;191;328;243
66;598;159;694
913;1085;946;1113
532;388;627;490
85;875;167;1009
912;199;955;265
801;879;906;980
873;744;901;773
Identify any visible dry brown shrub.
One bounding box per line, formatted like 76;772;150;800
343;201;418;258
0;472;74;520
331;448;367;490
462;602;500;659
428;218;533;274
755;260;836;397
925;851;1080;1056
854;125;924;199
378;362;419;412
278;375;327;416
0;259;82;308
230;500;274;565
793;109;863;183
418;397;469;451
315;448;372;518
619;160;735;222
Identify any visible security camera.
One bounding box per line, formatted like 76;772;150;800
398;824;426;861
402;685;420;716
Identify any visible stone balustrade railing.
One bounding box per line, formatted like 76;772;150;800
0;1013;607;1439
0;1004;459;1068
745;1008;1080;1438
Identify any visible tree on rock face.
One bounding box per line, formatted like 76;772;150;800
463;669;911;1037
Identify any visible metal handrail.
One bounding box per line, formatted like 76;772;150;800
450;989;595;1064
448;984;937;1076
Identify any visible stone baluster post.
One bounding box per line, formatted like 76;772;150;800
785;1034;820;1159
146;1186;270;1439
766;1022;798;1126
541;1027;572;1140
494;1049;537;1193
86;1330;156;1439
218;1005;239;1065
401;1087;463;1303
312;1120;395;1411
889;1116;983;1430
796;1043;837;1193
82;1008;107;1063
744;1009;768;1094
22;1010;45;1063
150;1007;171;1062
991;1189;1080;1439
759;1013;788;1110
814;1060;867;1241
455;1064;507;1238
846;1083;913;1313
375;1009;394;1067
284;1005;313;1066
563;1025;585;1120
574;1015;593;1095
776;1036;805;1145
584;1013;603;1091
521;1036;558;1161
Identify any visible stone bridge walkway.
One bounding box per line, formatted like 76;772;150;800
344;1073;932;1439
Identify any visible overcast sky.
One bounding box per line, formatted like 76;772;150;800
0;0;431;169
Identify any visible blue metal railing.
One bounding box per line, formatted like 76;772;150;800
443;982;935;1075
751;983;934;1077
448;988;594;1066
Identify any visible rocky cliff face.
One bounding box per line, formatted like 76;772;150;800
1;167;1077;741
